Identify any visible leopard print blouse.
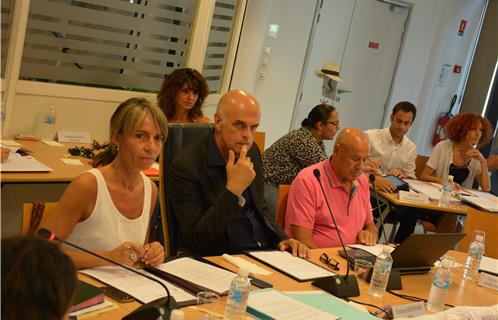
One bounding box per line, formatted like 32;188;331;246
262;127;327;186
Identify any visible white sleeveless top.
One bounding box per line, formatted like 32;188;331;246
65;169;151;252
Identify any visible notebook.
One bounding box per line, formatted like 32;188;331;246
339;233;466;274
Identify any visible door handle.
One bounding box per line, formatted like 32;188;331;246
337;89;352;94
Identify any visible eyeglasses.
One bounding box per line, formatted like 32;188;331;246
319;253;340;271
326;120;340;127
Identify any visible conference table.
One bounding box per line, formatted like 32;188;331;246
81;248;497;319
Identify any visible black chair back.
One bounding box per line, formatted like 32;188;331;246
157;123;213;256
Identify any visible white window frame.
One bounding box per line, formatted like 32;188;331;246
1;0;246;134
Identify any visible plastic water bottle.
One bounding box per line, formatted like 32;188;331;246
40;105;57;140
438;175;454;207
427;256;454;313
224;267;251;320
369;246;393;297
463;233;485;282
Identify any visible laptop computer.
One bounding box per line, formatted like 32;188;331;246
339;233;466;274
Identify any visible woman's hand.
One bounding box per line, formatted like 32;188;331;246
107;242;145;267
466;148;486;163
142;241;165;266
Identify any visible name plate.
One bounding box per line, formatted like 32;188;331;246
391;301;425;319
478;272;498;292
57;131;91;143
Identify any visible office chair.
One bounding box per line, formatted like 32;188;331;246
155;123;214;256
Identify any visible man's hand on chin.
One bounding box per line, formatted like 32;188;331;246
356;230;377;246
278;238;309;258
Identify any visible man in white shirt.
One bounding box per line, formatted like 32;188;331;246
364;102;417;192
364;101;418;244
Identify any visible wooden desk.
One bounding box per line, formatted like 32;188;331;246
207;248;496;312
373;188;469;234
1;139;92;183
83;248;496;319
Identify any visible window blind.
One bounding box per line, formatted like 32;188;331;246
1;0;15;78
202;0;239;93
20;0;196;92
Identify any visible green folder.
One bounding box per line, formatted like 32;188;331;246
285;291;378;320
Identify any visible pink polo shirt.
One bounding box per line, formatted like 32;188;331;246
285;159;373;248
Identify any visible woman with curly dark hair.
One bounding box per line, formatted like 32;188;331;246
421;112;493;191
157;68;211;123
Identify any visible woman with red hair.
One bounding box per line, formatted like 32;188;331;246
421;112;492;191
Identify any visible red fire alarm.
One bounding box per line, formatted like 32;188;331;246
453;65;462;73
458;20;467;36
368;41;379;49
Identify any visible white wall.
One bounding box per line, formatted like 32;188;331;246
232;0;486;154
231;0;317;145
405;0;486;156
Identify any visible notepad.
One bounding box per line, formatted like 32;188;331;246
246;251;335;281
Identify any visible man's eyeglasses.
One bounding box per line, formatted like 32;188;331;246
326;120;340;128
320;253;340;271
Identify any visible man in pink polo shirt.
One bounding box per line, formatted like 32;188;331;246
285;128;377;248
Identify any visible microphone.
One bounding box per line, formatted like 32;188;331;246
37;228;177;320
311;169;360;298
369;174;389;244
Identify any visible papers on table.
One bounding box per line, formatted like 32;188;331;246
222;254;272;276
1;139;22;147
41;140;65;147
0;153;53;172
61;158;84;166
155;257;236;295
246;251;335;281
459;190;498;213
480;256;498;276
80;266;196;305
348;244;394;257
405;179;444;201
248;289;338;320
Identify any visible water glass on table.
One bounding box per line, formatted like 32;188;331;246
354;259;373;282
196;291;222;320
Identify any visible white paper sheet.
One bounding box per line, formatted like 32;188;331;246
480;256;498;275
460;191;498;212
80;267;196;304
156;257;236;294
347;244;394;257
248;289;337;320
0;153;53;172
247;251;335;281
42;140;65;146
61;158;84;166
405;179;444;200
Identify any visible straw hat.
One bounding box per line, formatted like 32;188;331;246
314;61;343;82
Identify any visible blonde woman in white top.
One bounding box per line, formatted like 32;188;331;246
42;98;168;269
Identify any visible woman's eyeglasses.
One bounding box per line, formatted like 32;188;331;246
320;253;340;271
